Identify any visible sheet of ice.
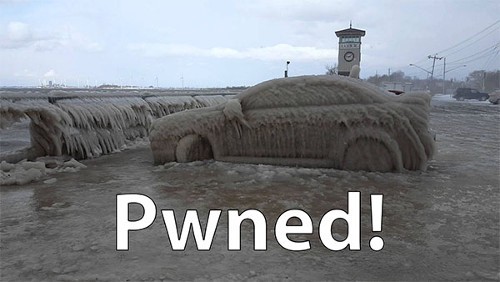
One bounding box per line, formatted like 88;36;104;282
3;92;499;280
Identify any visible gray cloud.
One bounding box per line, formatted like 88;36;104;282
0;21;102;52
128;43;337;61
1;21;33;48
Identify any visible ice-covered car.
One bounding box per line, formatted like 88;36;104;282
488;90;500;104
150;75;435;172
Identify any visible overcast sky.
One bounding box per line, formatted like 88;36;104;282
1;0;499;87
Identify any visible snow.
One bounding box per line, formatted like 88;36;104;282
62;158;87;169
432;93;495;104
20;160;46;173
43;177;57;184
150;75;435;172
0;158;87;186
432;94;456;101
0;161;15;172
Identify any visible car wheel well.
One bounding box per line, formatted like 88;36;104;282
342;135;402;172
175;134;214;163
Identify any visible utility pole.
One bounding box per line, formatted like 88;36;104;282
443;57;446;95
497;70;500;89
482;71;486;92
428;54;443;80
428;54;443;94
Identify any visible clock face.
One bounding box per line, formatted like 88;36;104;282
344;51;355;62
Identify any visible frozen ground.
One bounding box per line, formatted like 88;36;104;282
1;96;499;281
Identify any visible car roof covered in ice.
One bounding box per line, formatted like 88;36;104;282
236;75;393;110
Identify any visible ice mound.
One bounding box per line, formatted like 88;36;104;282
0;158;86;186
150;75;435;172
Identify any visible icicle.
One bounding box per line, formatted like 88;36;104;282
1;93;229;161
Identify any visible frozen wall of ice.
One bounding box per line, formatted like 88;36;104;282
54;97;152;158
0;93;231;162
1;99;71;160
150;75;435;172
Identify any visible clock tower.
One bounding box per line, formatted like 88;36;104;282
335;24;366;76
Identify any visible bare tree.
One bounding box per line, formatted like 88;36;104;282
325;64;337;75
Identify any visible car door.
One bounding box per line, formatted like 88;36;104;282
470;89;479;99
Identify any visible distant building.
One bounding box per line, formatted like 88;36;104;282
382;81;414;93
335;24;366;76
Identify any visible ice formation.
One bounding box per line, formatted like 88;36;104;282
150;75;435;172
349;65;361;79
0;158;86;186
0;92;233;162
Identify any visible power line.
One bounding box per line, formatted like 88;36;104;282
484;48;500;69
437;20;500;55
446;42;499;65
431;43;499;79
441;27;500;57
410;20;500;67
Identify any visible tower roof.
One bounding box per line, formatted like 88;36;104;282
335;26;366;37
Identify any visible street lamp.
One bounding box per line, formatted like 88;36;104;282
284;61;290;78
410;63;434;92
409;64;432;78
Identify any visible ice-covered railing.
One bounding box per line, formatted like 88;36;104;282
145;95;236;118
0;89;243;162
146;96;201;118
193;95;230;107
0;88;243;99
1;98;70;159
55;97;152;158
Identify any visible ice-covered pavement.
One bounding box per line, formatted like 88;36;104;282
1;98;499;281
